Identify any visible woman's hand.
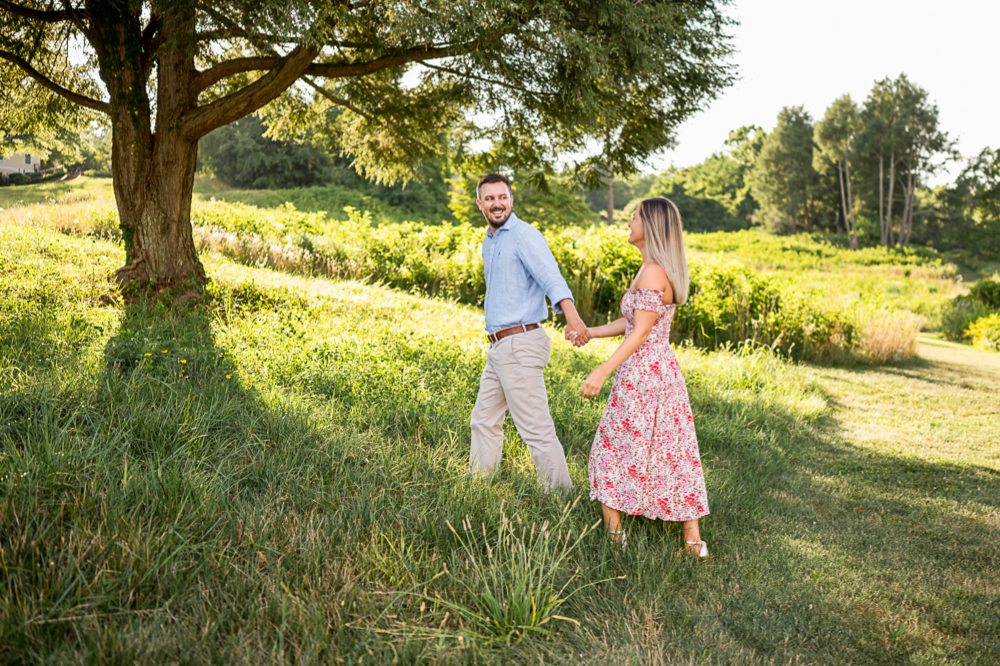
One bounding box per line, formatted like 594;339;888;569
580;366;609;399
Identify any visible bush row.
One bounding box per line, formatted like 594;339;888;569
191;207;919;364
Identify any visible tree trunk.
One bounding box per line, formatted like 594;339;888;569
86;6;317;292
112;133;205;289
605;166;614;225
886;150;896;247
92;8;206;291
837;161;850;240
878;155;886;246
845;150;858;250
901;172;915;245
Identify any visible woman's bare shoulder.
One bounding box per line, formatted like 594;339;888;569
635;263;669;291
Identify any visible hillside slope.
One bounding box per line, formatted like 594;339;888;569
0;222;995;663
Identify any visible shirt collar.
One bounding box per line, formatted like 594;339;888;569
486;212;520;238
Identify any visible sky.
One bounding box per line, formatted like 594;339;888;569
647;0;1000;184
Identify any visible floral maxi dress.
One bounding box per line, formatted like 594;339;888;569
589;289;709;521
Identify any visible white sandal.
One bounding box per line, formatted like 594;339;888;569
610;529;627;548
685;540;709;558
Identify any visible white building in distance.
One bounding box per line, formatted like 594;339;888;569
0;153;41;176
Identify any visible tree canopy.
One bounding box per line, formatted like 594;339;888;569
1;0;734;290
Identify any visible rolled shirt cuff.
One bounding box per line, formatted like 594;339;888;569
549;290;574;315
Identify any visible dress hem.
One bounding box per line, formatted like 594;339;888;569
589;489;710;523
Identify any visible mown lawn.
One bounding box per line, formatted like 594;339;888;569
0;220;996;664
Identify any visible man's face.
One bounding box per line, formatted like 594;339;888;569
477;181;513;228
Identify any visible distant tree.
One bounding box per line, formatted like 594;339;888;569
582;173;656;217
0;0;734;292
856;75;953;246
749;107;817;234
963;147;1000;223
814;95;860;249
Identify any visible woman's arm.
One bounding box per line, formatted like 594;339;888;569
580;264;669;398
587;317;627;339
579;310;657;397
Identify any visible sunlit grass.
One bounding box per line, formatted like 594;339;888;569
1;220;996;663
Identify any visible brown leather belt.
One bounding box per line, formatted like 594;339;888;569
487;323;540;344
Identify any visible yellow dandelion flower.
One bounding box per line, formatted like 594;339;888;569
180;359;187;364
144;353;151;357
226;374;232;379
162;350;168;353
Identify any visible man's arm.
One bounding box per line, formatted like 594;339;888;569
516;227;590;345
558;298;590;347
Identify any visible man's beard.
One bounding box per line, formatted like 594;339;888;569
487;207;511;229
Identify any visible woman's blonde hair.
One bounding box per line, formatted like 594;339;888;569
637;197;689;305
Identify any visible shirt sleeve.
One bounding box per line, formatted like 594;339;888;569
516;225;574;313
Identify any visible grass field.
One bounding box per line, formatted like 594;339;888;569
0;176;431;226
0;216;996;664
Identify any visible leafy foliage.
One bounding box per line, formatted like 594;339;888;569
198;116;335;190
449;173;598;228
967;313;1000;352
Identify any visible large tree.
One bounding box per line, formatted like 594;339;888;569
749;106;817;234
814;94;859;249
856;74;952;247
0;0;733;290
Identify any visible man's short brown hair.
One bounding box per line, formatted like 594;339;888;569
477;173;512;199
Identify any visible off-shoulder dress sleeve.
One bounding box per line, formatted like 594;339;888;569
631;288;666;313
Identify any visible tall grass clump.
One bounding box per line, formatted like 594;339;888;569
435;503;602;645
853;308;922;364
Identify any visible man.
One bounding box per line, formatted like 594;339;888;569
469;173;589;492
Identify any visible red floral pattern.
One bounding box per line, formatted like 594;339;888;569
588;289;709;521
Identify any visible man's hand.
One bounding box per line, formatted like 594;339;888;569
558;298;590;347
565;325;590;347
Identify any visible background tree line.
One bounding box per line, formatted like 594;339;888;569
14;72;997;259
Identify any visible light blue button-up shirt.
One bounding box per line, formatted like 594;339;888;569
482;212;574;334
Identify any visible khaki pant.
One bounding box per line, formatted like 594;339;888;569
469;327;573;492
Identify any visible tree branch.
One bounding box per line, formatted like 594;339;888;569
180;44;319;140
192;56;280;93
193;44;462;94
419;61;552;97
305;44;464;79
140;13;161;83
0;0;84;22
0;49;108;112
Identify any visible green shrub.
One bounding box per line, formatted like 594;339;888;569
191;204;918;363
967;313;1000;351
940;297;995;340
968;273;1000;310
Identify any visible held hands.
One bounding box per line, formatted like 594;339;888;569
564;322;591;347
579;366;609;399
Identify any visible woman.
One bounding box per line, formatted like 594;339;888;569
579;198;709;557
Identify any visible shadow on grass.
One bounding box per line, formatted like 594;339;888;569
697;353;1000;664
